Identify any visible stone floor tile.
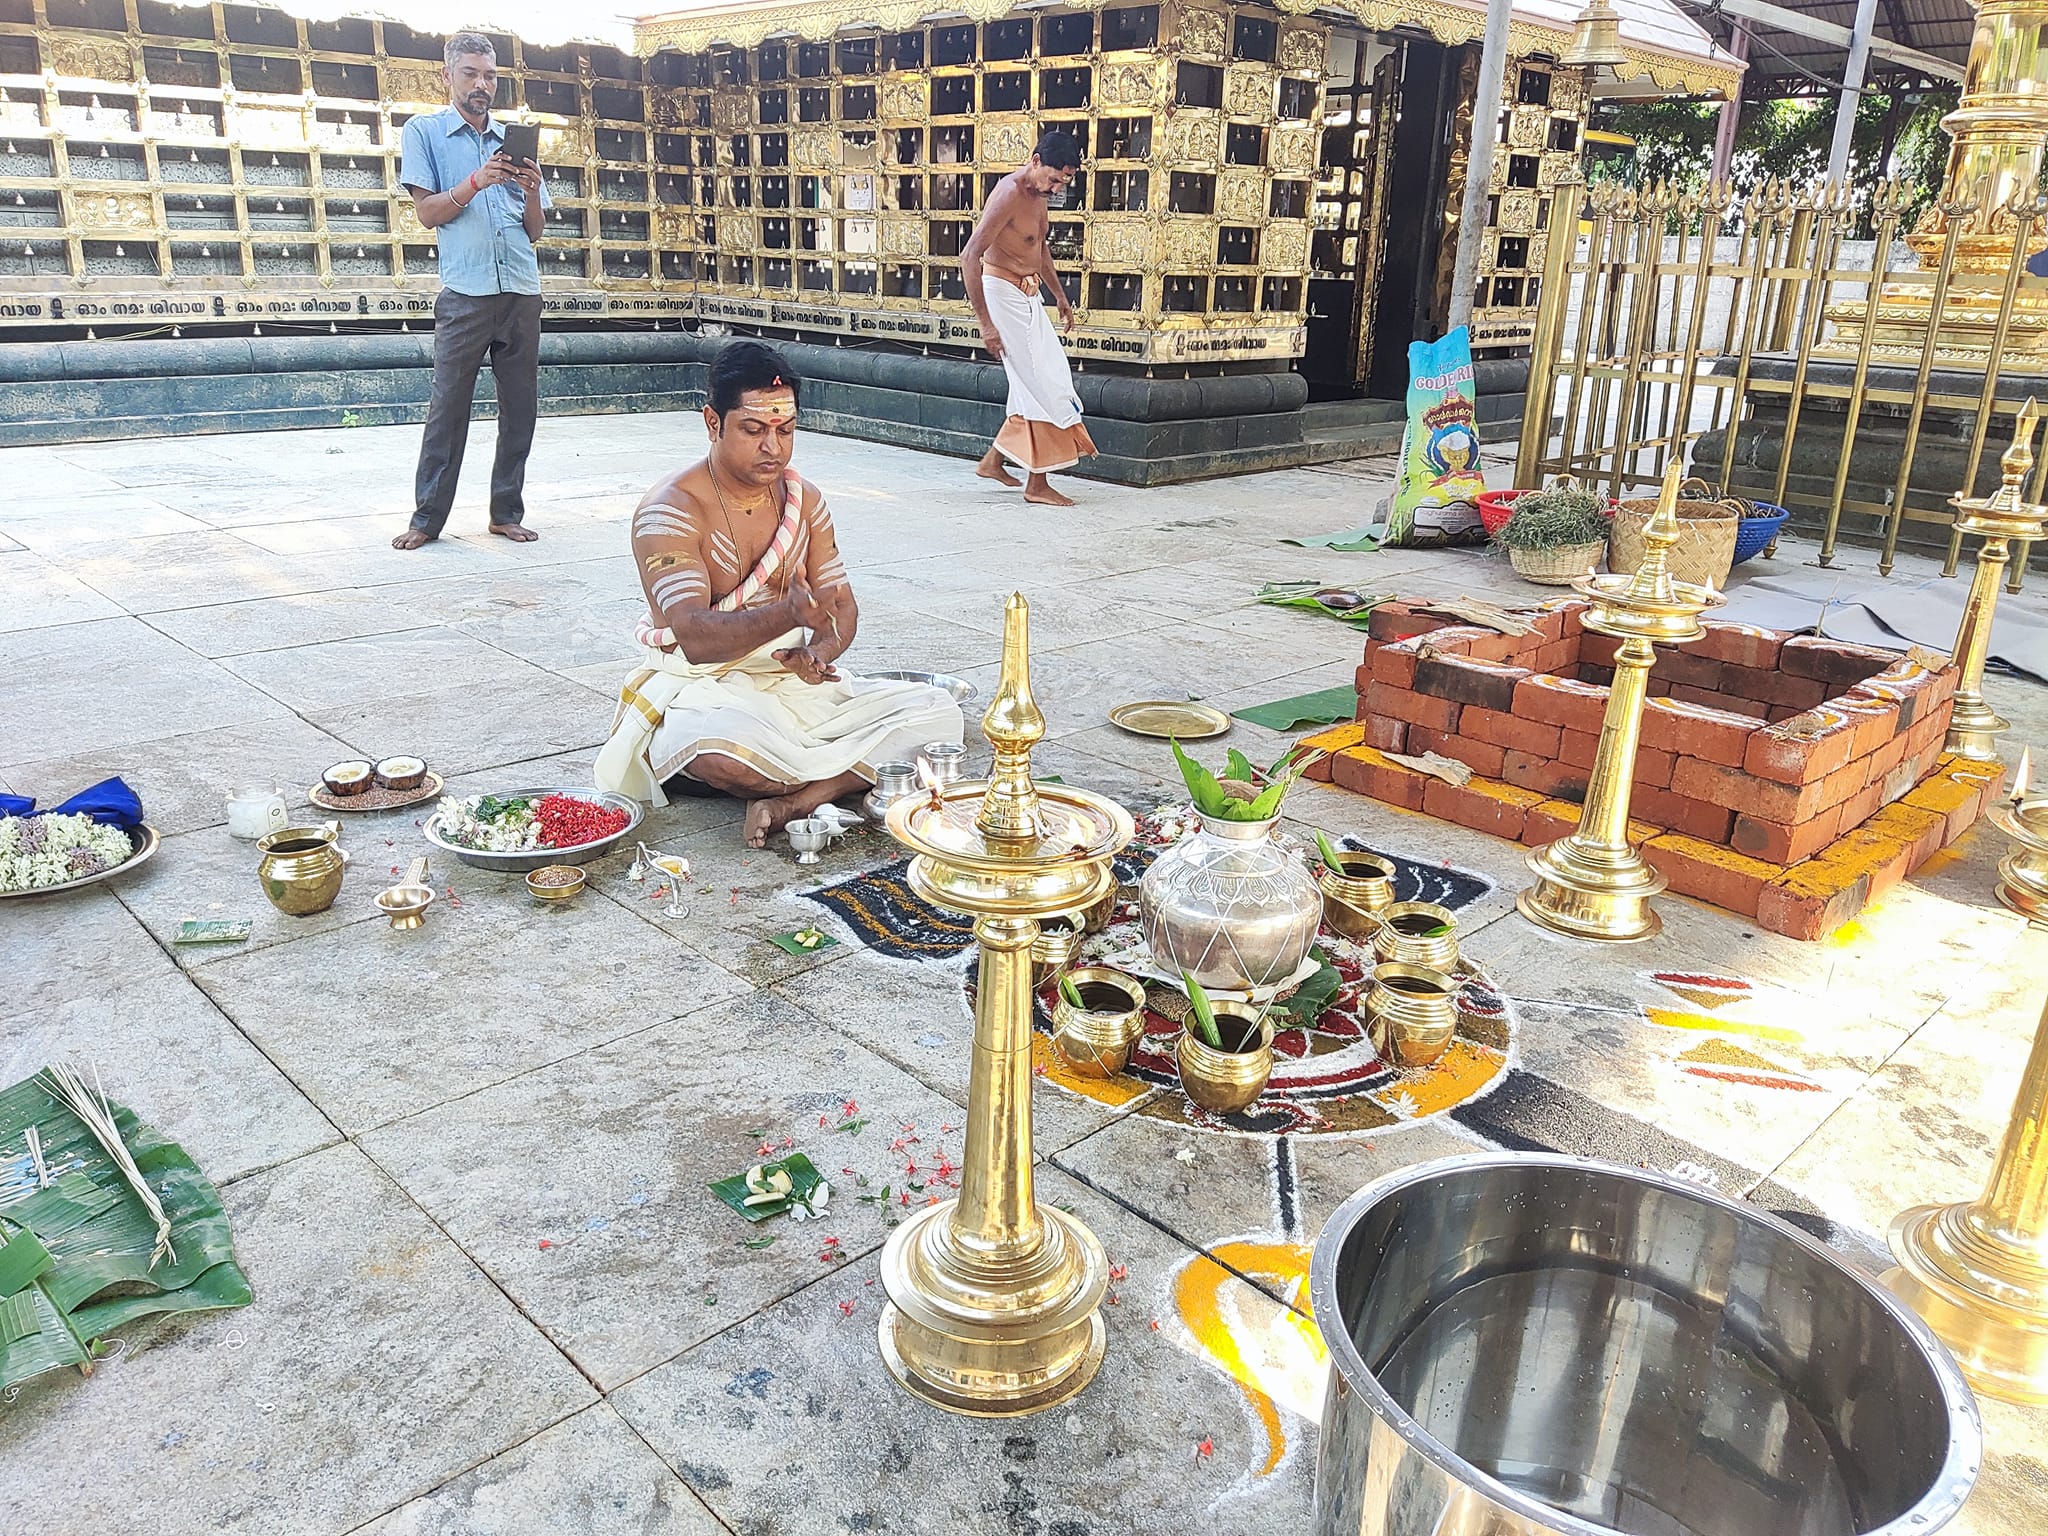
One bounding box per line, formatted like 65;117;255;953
194;887;748;1132
52;530;353;615
222;627;549;714
8;885;180;1015
1;715;365;837
361;989;974;1390
0;551;125;632
307;670;613;778
0;1143;597;1536
0;617;292;761
0;969;336;1183
145;588;432;659
353;1405;724;1536
0;488;214;553
611;1167;1318;1535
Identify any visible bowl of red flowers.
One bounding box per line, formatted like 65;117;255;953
423;787;642;872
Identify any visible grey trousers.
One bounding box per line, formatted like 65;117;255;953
409;288;542;536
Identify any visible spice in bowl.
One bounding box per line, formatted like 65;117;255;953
526;865;587;902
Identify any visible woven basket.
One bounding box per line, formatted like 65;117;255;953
1612;478;1741;588
1509;540;1606;586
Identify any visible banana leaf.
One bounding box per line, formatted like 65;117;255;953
0;1073;252;1390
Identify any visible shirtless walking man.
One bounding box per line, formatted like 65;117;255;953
593;341;961;847
962;130;1096;507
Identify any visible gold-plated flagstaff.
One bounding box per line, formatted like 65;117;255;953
1946;401;2047;759
1518;459;1724;941
1887;935;2048;1404
878;594;1132;1415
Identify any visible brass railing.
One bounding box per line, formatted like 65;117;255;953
1515;173;2047;590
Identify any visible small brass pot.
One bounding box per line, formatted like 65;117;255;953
256;823;349;916
1318;851;1396;942
1366;962;1459;1068
1176;1000;1275;1116
1050;967;1147;1079
1373;901;1459;970
1030;912;1083;978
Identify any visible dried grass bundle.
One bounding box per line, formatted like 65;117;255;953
39;1061;174;1269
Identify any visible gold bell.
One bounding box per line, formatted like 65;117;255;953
1560;0;1627;69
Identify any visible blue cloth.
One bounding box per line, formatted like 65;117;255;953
0;777;145;832
399;107;552;296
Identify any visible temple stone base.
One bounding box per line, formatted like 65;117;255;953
0;329;1525;486
1693;356;2048;570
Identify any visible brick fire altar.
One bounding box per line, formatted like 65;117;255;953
1302;600;2012;940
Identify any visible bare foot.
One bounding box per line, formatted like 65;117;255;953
392;529;435;550
975;449;1021;488
489;522;539;543
1023;476;1074;507
744;794;803;849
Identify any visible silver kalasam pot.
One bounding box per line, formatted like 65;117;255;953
1138;813;1321;992
1309;1154;1981;1536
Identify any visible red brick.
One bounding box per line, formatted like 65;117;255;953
1460;706;1562;758
1407;726;1507;780
1905;708;1947;761
1364;681;1461;733
1369;642;1420;690
1822;804;1948;905
1645;677;1673;698
1516;673;1610;735
1745;705;1859;785
1643;834;1781;918
1903;767;1983;845
1530;640;1578;674
1923;658;1960;707
1718;664;1830;710
1846;653;1944;731
1332;746;1428;811
1667;683;1769;719
1524;798;1661;848
1758;870;1871;942
1502;750;1592;801
1422;777;1545;841
1880;750;1937;809
1420;624;1526;663
1413;654;1530;712
1577;664;1615;687
1836;779;1885;834
1578;632;1621;669
1730;803;1843;866
1691;622;1786;671
1867;732;1909;785
1299;723;1366;780
1814;753;1872;813
1634;745;1675;788
1649;649;1724;692
1552;600;1589;638
1632;784;1736;843
1640;697;1757;767
1558;728;1600;768
1766;704;1804;724
1780;636;1896;687
1523;607;1569;645
1836;695;1901;759
1367;602;1444;643
1363;715;1409;754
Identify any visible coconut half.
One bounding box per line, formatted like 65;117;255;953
374;755;427;791
323;760;373;796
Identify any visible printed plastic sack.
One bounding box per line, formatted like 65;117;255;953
1380;327;1487;548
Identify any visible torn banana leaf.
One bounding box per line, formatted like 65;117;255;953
709;1152;826;1223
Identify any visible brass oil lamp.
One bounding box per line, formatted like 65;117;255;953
1944;400;2046;762
878;594;1131;1414
1518;458;1724;941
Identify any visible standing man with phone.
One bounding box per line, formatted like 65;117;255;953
392;32;551;551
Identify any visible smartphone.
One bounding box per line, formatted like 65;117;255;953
497;121;539;168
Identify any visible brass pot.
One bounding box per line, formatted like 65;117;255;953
256;823;349;916
1373;901;1459;971
1176;1000;1275;1116
1030;912;1084;981
1050;967;1147;1079
1366;962;1459;1068
1318;851;1396;942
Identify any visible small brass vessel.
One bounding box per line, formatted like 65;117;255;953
526;865;587;903
1050;967;1148;1078
257;823;349;916
1366;962;1459;1068
1317;851;1396;941
375;855;435;930
1030;911;1083;976
1176;1000;1275;1116
1373;902;1459;970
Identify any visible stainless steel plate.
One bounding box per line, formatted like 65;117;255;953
869;670;980;706
0;822;161;900
1107;700;1231;740
422;787;643;872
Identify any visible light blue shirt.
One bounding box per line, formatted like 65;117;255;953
399;107;552;297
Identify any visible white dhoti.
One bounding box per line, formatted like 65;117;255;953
982;273;1098;474
594;631;964;806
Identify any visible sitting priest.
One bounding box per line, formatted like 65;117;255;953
596;340;964;847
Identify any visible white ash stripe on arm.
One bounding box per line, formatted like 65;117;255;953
651;569;708;610
706;528;742;575
633;504;699;539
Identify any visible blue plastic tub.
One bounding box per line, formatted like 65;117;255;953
1732;500;1790;564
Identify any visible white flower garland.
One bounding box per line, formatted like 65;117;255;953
0;812;135;893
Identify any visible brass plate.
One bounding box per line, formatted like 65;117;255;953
1107;701;1230;740
0;823;160;900
308;771;444;814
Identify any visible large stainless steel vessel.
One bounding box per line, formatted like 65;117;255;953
1138;813;1321;992
1310;1153;1982;1536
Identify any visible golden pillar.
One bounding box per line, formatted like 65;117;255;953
1888;942;2048;1404
878;595;1131;1415
1518;460;1724;941
1831;2;2048;364
1946;400;2048;757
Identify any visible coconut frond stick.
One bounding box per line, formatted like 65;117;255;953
41;1060;174;1270
1058;970;1088;1011
1313;830;1349;874
1181;971;1224;1049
